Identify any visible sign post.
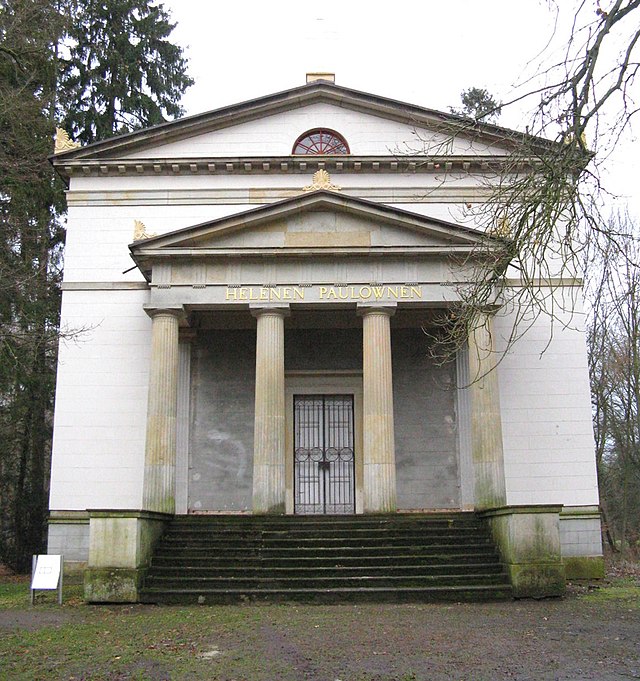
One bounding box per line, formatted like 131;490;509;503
30;555;63;605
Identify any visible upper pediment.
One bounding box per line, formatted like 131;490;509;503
52;81;554;166
129;191;493;280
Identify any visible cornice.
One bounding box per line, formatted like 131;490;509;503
137;245;480;258
56;154;534;183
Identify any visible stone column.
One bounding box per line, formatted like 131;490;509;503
359;304;397;513
252;306;289;514
467;311;507;509
142;309;181;514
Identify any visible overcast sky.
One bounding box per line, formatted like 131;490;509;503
161;0;638;217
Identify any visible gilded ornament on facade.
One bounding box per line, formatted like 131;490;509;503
302;169;341;192
133;220;157;241
54;128;81;154
490;216;511;238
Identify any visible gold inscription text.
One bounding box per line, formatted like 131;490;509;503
224;284;423;302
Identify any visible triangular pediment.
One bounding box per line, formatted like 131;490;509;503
130;191;494;279
52;81;554;165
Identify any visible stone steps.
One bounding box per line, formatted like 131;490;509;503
147;562;505;578
160;531;485;544
145;573;508;589
150;552;502;569
155;542;495;554
167;515;483;528
140;585;514;605
139;513;512;604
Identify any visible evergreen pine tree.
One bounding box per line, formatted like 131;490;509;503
450;87;502;122
0;0;193;571
0;0;66;571
59;0;194;144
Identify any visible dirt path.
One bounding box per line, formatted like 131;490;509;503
1;578;638;680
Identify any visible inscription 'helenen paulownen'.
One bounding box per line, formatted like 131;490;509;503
225;285;423;301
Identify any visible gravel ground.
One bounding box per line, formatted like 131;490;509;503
0;562;638;680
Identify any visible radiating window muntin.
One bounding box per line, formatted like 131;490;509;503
293;128;349;155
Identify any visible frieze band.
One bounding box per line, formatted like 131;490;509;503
225;284;423;302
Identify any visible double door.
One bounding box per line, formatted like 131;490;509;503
293;394;355;514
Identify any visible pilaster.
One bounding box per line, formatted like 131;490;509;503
468;314;565;597
176;329;196;515
467;312;507;509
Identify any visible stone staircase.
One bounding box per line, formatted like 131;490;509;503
139;513;512;604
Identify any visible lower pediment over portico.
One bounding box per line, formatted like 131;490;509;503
128;191;499;310
130;190;494;262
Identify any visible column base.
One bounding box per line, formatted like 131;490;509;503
363;463;397;513
479;505;566;598
84;510;171;603
252;502;286;515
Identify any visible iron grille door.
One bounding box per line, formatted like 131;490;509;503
294;394;355;514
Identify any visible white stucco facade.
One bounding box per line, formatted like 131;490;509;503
48;79;602;581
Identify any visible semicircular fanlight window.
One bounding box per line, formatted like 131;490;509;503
293;129;350;155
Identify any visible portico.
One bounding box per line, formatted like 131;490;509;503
129;190;492;518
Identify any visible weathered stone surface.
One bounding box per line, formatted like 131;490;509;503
506;563;566;599
481;506;565;598
85;512;169;602
468;314;507;510
84;568;145;603
563;556;605;580
189;330;255;512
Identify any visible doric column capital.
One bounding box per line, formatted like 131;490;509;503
356;302;397;318
250;304;291;319
143;305;185;321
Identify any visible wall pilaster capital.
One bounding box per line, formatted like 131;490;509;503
178;328;198;344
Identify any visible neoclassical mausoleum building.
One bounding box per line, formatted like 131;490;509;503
49;75;603;600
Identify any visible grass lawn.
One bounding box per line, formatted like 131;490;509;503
0;569;638;681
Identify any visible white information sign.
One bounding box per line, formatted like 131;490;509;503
31;555;61;589
30;555;63;604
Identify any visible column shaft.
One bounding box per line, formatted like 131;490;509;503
252;308;287;514
361;306;397;512
468;313;507;509
143;311;180;514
